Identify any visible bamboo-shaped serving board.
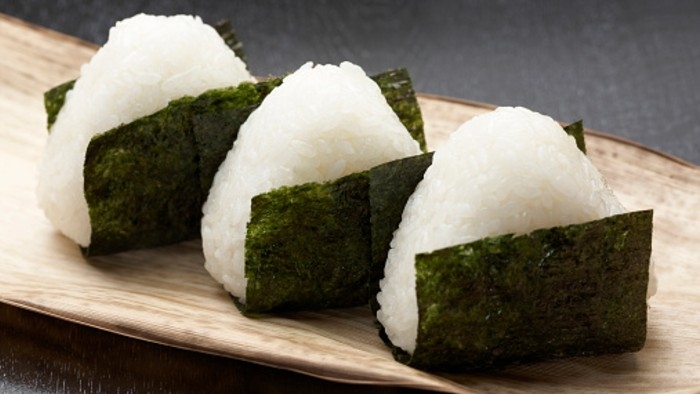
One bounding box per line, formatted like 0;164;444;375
1;14;699;393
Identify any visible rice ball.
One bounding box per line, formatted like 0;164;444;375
376;106;627;354
201;61;422;303
37;13;252;246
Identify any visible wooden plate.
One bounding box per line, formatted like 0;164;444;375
1;13;699;393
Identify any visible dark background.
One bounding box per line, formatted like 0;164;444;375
1;1;699;393
3;0;700;164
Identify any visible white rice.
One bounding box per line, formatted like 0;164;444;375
201;61;422;303
37;13;253;246
376;106;628;354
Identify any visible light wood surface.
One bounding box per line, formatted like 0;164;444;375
1;13;699;393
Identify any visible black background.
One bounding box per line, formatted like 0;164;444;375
1;1;699;393
3;0;700;164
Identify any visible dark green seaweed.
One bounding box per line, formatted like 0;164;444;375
391;210;653;371
213;19;246;63
372;68;426;152
563;120;586;154
243;172;371;314
368;152;434;313
44;79;75;130
82;97;200;256
82;79;281;256
192;79;282;193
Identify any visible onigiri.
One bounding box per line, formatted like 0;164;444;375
201;61;422;304
37;13;252;247
376;106;630;354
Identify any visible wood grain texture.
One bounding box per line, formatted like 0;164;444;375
1;13;700;393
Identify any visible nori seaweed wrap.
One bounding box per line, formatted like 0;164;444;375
243;172;371;314
397;210;653;370
54;66;423;256
82;79;281;256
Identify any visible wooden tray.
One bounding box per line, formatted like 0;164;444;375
1;14;699;393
